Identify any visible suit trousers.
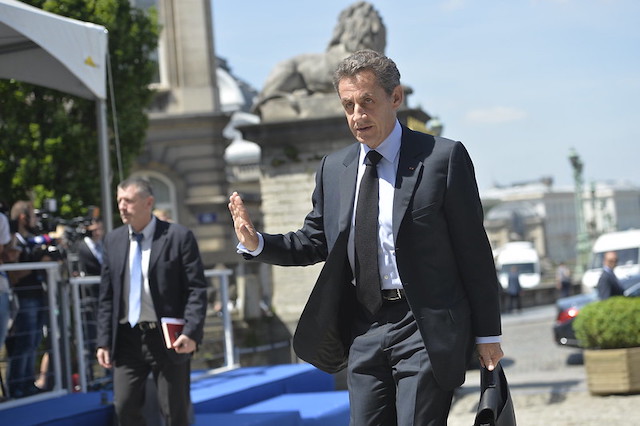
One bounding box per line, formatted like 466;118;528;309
348;300;454;426
113;323;191;426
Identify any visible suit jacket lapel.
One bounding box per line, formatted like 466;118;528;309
148;220;169;276
115;227;130;285
393;127;424;239
338;144;359;232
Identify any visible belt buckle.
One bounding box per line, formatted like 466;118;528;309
383;289;403;301
138;321;157;331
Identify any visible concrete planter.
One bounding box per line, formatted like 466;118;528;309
584;346;640;395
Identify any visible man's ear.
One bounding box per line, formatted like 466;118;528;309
392;85;403;109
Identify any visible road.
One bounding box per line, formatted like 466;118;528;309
447;305;640;425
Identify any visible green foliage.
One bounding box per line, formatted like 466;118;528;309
0;0;158;218
573;296;640;349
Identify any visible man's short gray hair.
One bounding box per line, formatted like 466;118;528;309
118;176;154;198
333;49;401;96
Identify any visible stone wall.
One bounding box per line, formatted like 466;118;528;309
241;116;353;323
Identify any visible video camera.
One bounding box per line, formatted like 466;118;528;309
30;199;101;261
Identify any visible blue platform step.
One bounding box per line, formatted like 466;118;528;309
191;363;335;413
0;364;346;425
0;391;115;426
235;391;350;426
194;411;302;426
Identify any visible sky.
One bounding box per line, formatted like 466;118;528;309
212;0;640;192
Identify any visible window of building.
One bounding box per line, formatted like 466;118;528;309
130;0;165;86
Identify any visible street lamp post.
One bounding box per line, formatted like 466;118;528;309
568;148;590;280
426;117;444;137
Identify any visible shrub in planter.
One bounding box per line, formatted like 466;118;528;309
573;296;640;349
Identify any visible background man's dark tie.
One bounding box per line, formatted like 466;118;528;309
355;150;383;315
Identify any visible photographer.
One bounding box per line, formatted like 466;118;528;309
6;200;51;398
0;207;12;359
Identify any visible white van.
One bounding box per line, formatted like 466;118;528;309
581;229;640;291
496;241;541;289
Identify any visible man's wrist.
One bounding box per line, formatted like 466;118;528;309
236;233;264;256
476;336;501;344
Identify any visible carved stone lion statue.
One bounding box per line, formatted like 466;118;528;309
253;1;386;120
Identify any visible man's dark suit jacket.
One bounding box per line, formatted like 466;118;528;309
76;238;102;277
96;219;208;363
253;125;502;391
597;267;624;300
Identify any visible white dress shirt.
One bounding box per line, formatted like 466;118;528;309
121;216;157;324
347;120;402;291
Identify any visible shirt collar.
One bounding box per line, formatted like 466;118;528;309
129;215;156;241
360;120;402;164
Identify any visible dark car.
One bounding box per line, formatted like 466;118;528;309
553;274;640;347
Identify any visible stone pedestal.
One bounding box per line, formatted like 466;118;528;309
241;116;352;327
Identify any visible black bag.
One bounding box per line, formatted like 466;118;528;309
474;363;516;426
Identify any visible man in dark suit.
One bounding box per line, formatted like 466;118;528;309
229;49;503;425
96;177;207;426
74;218;104;384
597;251;624;299
506;265;522;313
76;218;104;277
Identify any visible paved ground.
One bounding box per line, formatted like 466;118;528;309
447;305;640;425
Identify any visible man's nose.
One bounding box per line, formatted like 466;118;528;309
353;103;367;118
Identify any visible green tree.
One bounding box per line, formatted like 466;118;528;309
0;0;158;219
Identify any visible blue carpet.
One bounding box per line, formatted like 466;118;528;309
0;392;114;426
0;364;336;425
236;391;350;426
191;364;334;413
194;411;302;426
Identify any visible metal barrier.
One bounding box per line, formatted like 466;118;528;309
68;268;236;392
0;262;67;409
0;264;236;409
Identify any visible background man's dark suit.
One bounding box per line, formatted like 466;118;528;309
97;219;207;363
75;230;104;380
76;239;102;276
255;125;501;391
96;217;207;424
597;266;624;300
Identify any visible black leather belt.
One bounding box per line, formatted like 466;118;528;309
137;321;158;331
381;288;405;302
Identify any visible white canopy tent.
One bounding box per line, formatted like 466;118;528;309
0;0;113;231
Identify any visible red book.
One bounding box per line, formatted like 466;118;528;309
160;317;185;349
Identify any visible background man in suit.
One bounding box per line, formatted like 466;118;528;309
73;218;104;385
96;177;207;426
597;251;624;300
506;265;522;313
76;218;104;277
229;49;503;425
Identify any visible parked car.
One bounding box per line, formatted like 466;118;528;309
553;274;640;347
